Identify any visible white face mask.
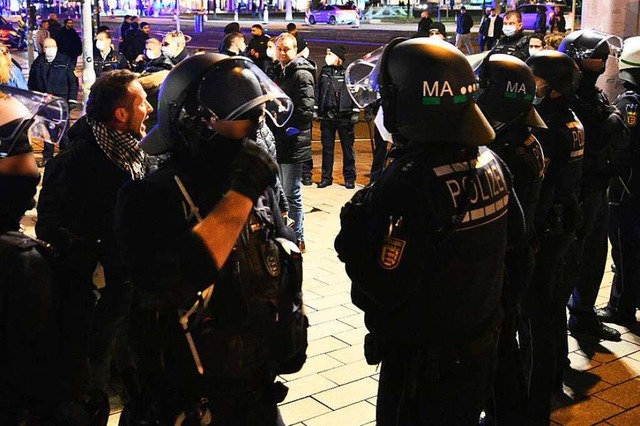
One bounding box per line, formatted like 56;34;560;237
146;49;160;60
502;25;517;37
266;47;275;58
325;54;337;67
44;47;57;61
238;43;247;53
162;45;176;59
95;39;109;52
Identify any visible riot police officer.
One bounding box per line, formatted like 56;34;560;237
558;30;627;340
477;54;547;425
0;86;108;425
524;51;584;425
597;36;640;326
316;45;359;189
114;54;307;425
336;38;522;424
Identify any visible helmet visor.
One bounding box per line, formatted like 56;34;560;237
346;46;488;109
576;33;624;60
604;34;624;58
345;46;384;109
0;85;68;156
199;60;293;128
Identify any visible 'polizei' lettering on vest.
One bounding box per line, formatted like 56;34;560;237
435;147;509;230
566;117;585;163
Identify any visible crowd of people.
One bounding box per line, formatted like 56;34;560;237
1;7;640;426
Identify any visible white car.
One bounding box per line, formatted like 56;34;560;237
307;5;359;25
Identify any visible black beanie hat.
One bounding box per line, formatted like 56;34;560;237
328;45;347;61
224;22;241;34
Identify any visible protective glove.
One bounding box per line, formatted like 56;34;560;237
230;141;279;202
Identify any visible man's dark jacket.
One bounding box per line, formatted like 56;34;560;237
490;32;530;62
534;11;547;34
456;12;473;34
316;64;357;120
417;16;433;34
27;53;78;101
271;57;316;163
48;19;62;39
94;47;130;77
56;27;82;62
36;116;135;282
123;29;149;62
248;33;271;70
169;48;189;66
133;54;173;73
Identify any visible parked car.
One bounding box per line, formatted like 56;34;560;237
0;16;25;50
307;5;359;25
503;3;571;32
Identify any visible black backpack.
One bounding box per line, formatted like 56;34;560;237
174;176;309;379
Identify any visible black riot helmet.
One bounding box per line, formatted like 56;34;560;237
478;54;546;129
526;50;580;98
558;30;621;62
140;53;293;155
373;37;494;145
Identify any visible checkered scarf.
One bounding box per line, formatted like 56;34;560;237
88;118;147;180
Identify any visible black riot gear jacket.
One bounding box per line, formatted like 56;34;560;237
491;124;544;239
571;85;627;193
316;64;357;119
490;32;530;62
336;143;524;349
532;97;585;235
612;90;640;207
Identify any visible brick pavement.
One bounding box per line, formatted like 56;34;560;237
100;142;640;425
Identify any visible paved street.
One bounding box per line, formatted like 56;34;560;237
99;15;434;63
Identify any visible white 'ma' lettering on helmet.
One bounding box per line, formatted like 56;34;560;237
423;80;454;97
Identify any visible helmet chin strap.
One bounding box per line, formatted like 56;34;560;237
490;110;527;137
